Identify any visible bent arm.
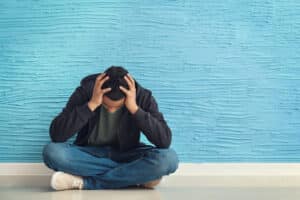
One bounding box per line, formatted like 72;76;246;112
132;94;172;148
49;86;94;142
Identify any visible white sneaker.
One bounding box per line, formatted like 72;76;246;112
51;171;84;191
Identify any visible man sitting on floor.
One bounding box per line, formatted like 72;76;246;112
42;66;179;190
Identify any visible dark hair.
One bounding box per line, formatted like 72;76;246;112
101;66;129;101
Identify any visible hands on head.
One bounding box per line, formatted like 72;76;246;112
88;72;138;114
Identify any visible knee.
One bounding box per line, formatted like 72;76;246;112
42;142;70;170
151;148;179;176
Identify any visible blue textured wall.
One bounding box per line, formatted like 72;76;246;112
0;1;300;163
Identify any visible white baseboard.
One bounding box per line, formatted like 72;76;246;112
176;163;300;176
1;163;300;176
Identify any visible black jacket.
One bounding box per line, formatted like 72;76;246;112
49;73;172;151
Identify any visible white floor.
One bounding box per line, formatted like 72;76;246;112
1;175;300;200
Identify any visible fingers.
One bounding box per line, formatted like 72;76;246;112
127;73;135;84
95;73;134;94
119;86;129;95
124;74;135;89
128;74;135;88
95;74;109;88
123;76;132;89
96;72;107;81
99;76;109;87
102;87;111;94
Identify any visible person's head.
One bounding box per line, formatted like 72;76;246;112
101;66;129;112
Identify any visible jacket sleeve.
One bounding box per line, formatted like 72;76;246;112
131;93;172;148
49;85;95;142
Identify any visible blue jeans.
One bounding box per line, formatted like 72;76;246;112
42;142;179;190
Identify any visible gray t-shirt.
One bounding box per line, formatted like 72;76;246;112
88;104;125;147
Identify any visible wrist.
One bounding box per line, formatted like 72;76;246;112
88;101;99;112
129;105;139;114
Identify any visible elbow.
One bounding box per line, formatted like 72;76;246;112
49;131;67;143
49;123;67;143
157;128;172;148
50;132;61;143
158;140;171;149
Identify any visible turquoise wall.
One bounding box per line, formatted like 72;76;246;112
0;1;299;162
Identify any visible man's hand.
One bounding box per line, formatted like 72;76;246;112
88;73;111;111
119;73;139;114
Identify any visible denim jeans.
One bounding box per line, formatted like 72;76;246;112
42;142;179;190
